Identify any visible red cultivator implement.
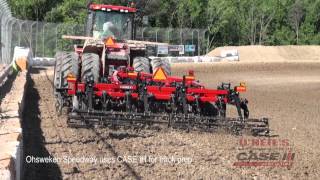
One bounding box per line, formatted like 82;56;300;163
57;67;269;136
53;2;269;136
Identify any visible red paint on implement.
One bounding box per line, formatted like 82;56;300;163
67;69;238;103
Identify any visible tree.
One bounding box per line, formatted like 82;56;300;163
206;0;237;49
8;0;63;20
288;0;305;44
7;0;320;48
238;0;260;45
299;0;320;44
44;0;88;24
257;0;276;45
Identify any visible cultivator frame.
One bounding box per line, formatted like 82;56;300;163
56;67;270;136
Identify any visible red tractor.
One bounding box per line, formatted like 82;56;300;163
53;3;269;136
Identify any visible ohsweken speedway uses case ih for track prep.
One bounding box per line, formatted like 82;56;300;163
53;3;269;136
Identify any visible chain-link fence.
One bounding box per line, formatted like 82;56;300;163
1;20;85;63
135;27;207;56
1;0;208;65
0;0;13;64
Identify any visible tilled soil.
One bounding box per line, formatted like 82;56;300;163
23;62;320;179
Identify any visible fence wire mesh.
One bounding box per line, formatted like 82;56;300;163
1;0;207;65
0;0;13;64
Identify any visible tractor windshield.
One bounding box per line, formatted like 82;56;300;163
93;11;133;40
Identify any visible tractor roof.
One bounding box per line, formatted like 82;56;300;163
89;4;136;13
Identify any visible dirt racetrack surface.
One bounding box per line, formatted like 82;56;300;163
208;45;320;62
23;62;320;179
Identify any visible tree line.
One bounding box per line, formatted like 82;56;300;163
8;0;320;49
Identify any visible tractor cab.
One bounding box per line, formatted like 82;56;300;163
86;4;136;40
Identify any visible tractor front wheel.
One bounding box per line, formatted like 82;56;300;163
150;57;171;75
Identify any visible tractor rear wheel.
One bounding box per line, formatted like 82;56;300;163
54;51;79;90
81;53;100;83
53;52;63;96
53;51;79;114
151;57;171;75
133;56;150;73
60;52;79;88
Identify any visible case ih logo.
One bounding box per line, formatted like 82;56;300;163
120;85;134;90
233;138;295;168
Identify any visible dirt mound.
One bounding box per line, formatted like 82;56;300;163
207;45;320;62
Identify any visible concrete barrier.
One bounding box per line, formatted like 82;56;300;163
13;46;55;67
25;55;238;67
150;55;239;64
13;47;33;71
0;71;27;180
32;57;55;66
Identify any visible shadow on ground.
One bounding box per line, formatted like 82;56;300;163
0;71;17;104
22;72;62;180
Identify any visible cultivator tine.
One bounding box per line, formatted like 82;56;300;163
68;110;270;136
